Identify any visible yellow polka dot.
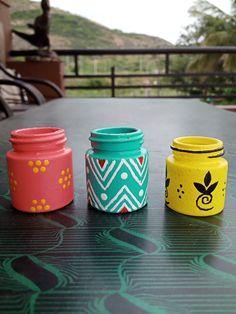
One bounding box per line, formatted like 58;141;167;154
44;160;50;166
64;176;68;182
69;174;72;179
28;161;34;167
33;167;39;174
32;200;37;205
41;199;46;205
35;160;41;166
58;178;63;184
66;168;70;173
67;181;71;186
40;167;46;173
30;206;36;212
14;180;17;185
11;172;14;176
44;205;50;211
63;184;66;189
61;170;65;176
13;187;16;192
37;205;43;210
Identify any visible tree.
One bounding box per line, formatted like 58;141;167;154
178;0;236;72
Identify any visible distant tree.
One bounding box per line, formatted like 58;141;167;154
177;0;236;72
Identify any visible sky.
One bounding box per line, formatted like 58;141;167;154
33;0;231;44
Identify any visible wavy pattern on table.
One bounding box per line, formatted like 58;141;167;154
96;228;159;254
198;254;236;280
1;169;236;313
4;255;64;291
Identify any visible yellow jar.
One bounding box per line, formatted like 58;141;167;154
165;136;228;216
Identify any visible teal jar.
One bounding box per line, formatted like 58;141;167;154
85;127;149;214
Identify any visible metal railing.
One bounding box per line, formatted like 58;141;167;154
10;47;236;99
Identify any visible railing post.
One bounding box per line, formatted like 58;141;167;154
111;66;115;97
74;55;79;76
165;53;169;75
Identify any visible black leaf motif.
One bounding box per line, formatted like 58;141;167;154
206;182;218;194
165;178;170;187
194;182;206;193
204;171;211;187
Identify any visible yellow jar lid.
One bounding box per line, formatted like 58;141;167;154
171;136;224;154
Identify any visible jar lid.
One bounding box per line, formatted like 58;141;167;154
171;136;224;156
10;127;66;152
90;127;143;143
89;127;144;152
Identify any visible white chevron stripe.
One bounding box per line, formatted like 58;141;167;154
87;158;148;190
111;188;148;212
87;181;106;210
106;185;142;209
109;195;138;212
95;159;108;172
129;156;148;176
87;155;148;183
88;196;100;209
117;203;132;213
87;159;126;190
87;181;146;212
122;159;148;186
116;202;133;213
87;156;117;182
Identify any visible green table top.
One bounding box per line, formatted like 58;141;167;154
0;98;236;314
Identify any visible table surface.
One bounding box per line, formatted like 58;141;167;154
1;98;236;314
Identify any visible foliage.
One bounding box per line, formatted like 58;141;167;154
171;0;236;102
177;0;236;73
10;1;175;97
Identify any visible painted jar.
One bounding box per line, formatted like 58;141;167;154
85;127;149;214
6;127;74;213
165;136;228;216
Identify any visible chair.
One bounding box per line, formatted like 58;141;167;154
0;95;13;120
0;62;63;110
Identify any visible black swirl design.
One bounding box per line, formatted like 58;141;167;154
196;194;213;211
194;171;218;211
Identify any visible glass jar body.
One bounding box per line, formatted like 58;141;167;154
165;136;228;217
85;127;149;214
6;127;74;213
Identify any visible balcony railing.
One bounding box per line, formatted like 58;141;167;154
10;47;236;100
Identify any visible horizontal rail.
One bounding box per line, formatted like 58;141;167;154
10;47;236;99
10;46;236;57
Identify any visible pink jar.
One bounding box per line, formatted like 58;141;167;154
6;127;74;213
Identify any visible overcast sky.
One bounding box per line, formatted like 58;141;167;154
33;0;231;44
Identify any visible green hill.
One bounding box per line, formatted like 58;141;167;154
10;0;173;50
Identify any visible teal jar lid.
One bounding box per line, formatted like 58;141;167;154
89;127;144;152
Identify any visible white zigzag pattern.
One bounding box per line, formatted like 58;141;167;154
116;203;132;213
95;159;108;172
86;155;117;182
129;156;148;176
122;159;148;184
87;157;148;191
87;181;147;212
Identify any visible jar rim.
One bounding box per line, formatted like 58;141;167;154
9;127;66;152
92;127;140;136
90;127;143;143
171;136;224;154
11;127;63;138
